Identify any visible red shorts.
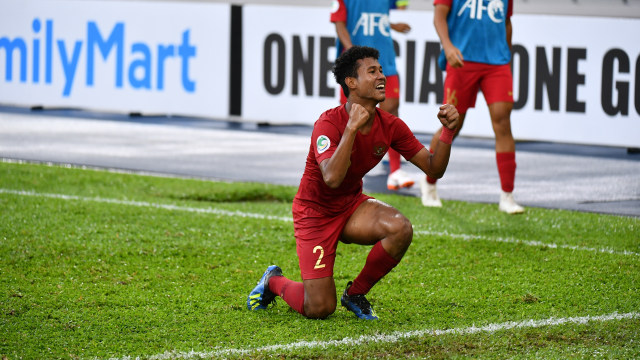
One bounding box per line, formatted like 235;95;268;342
443;62;513;114
339;74;400;104
292;194;372;280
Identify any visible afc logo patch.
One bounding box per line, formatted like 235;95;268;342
372;142;387;157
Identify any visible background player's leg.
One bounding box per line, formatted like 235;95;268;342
489;101;515;154
489;101;524;214
380;97;414;190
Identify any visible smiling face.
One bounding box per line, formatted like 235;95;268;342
346;57;387;104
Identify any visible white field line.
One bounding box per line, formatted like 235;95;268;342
2;188;638;257
107;311;640;360
413;230;640;257
0;188;292;222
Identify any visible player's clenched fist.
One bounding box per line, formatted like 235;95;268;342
347;103;370;131
437;104;459;130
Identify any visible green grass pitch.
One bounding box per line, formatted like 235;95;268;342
1;161;638;359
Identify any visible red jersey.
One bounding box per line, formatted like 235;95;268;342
294;104;424;215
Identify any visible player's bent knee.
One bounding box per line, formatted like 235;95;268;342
393;214;413;237
305;302;336;319
399;220;413;249
386;214;413;249
304;291;337;319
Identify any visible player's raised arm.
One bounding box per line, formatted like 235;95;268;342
319;103;370;189
410;104;459;179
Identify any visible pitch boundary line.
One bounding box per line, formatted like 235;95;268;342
107;311;639;359
413;229;640;257
2;188;638;257
0;188;292;222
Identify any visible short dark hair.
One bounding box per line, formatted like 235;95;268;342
332;46;380;98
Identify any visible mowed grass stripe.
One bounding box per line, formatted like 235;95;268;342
2;188;637;258
108;311;639;360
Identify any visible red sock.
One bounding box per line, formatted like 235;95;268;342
269;276;306;316
348;242;400;296
426;148;438;184
496;152;516;193
388;148;401;173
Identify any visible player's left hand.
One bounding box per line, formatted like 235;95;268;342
391;23;411;33
437;104;459;130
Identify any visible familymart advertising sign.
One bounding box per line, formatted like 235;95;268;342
0;0;230;118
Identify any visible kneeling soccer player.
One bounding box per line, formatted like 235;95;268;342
247;46;459;320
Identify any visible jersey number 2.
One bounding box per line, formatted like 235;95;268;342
313;246;326;269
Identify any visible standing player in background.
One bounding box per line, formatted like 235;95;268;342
247;46;459;320
421;0;525;214
331;0;415;192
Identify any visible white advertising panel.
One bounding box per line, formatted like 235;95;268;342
2;2;638;148
242;5;639;148
242;5;340;124
506;14;639;147
0;0;230;118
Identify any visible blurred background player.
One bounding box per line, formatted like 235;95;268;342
421;0;525;214
247;46;459;320
331;0;414;191
393;0;409;10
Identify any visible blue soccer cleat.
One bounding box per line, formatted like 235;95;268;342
341;281;378;320
247;265;283;311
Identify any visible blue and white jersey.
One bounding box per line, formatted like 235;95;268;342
331;0;398;76
436;0;512;69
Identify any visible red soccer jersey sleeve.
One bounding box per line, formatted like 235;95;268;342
330;0;347;23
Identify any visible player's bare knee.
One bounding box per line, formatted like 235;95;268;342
387;214;413;249
305;302;336;319
492;118;512;135
398;217;413;249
